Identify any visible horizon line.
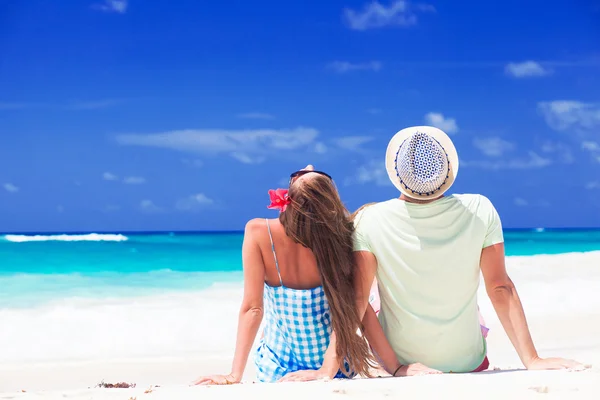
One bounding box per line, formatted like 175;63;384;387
2;227;600;235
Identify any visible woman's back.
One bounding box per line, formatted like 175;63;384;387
255;218;335;382
260;218;321;290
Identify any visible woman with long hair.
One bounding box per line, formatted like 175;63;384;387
193;166;378;384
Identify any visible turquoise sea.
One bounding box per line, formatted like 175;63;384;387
2;229;600;308
1;229;599;365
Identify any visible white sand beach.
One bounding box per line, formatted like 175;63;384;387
1;252;599;399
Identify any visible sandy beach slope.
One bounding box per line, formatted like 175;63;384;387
1;252;599;399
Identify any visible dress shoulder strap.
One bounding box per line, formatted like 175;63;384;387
265;219;284;287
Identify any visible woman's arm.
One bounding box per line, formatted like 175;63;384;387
279;330;340;381
361;305;401;375
228;220;267;380
194;219;266;385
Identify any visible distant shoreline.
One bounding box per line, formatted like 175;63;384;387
2;227;600;235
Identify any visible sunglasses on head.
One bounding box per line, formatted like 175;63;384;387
288;170;333;185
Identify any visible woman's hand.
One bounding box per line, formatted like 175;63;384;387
193;373;240;385
278;368;332;382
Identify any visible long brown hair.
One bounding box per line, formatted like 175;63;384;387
279;174;375;377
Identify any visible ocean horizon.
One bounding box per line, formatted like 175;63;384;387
2;227;600;306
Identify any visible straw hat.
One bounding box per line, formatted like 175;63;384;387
385;126;459;200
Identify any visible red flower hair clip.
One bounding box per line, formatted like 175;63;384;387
267;189;291;212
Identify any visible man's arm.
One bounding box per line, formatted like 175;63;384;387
480;243;538;366
480;243;584;370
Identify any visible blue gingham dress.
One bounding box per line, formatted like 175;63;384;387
254;219;347;382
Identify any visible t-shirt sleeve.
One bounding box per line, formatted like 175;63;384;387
482;196;504;248
352;210;372;252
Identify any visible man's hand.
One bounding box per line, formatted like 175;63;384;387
526;357;589;371
481;243;588;371
396;363;442;377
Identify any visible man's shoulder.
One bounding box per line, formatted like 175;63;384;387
355;199;397;217
451;194;498;219
451;193;494;207
353;200;396;228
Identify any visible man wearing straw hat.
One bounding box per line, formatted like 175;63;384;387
353;126;585;375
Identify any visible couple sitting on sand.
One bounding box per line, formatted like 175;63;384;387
195;126;585;385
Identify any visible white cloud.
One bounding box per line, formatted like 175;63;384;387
140;199;162;213
103;172;119;181
540;141;574;163
343;1;435;31
3;183;19;193
327;61;382;73
582;141;600;151
115;127;319;164
123;176;146;184
514;197;528;206
345;159;391;186
473;137;515;157
586;181;600;190
538;101;600;163
424;112;459;134
461;152;551;170
230;153;265;164
334;136;375;151
581;141;600;163
104;172;147;184
236;112;275;120
538;101;600;133
93;0;128;13
176;193;214;211
505;61;552;78
314;142;328;154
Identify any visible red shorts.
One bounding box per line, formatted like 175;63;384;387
471;356;490;372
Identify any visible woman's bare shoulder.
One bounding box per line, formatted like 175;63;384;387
244;218;279;236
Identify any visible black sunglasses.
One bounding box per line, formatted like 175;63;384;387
288;170;333;185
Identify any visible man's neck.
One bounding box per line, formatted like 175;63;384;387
399;194;444;204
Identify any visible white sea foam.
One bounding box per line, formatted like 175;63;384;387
0;252;599;365
3;233;129;242
4;233;129;242
0;282;244;364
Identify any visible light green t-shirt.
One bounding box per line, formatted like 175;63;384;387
354;194;504;373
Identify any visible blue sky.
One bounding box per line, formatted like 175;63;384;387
1;0;599;232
